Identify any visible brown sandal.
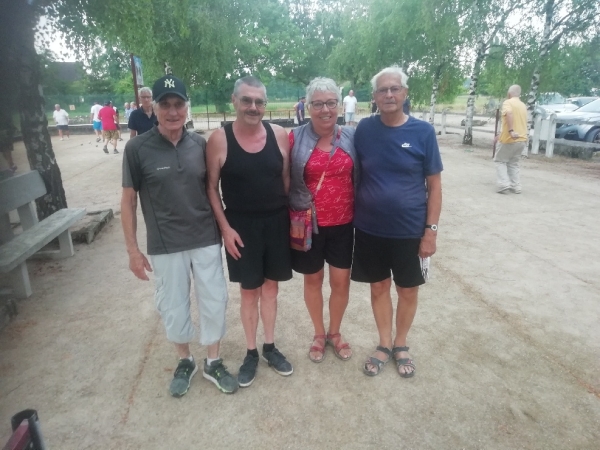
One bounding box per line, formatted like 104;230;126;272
309;334;326;363
327;333;352;361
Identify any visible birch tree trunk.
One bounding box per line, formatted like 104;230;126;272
462;41;485;145
429;67;441;126
17;1;68;219
526;0;554;122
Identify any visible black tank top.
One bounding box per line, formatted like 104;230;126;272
221;122;287;214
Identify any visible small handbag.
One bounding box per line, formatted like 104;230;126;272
290;127;341;252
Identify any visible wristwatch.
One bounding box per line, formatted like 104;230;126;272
425;224;438;231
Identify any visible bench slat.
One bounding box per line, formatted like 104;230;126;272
0;208;86;273
0;171;46;216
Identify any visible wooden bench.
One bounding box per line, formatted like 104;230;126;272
0;171;86;298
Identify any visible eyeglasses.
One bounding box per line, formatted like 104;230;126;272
375;86;404;96
310;100;338;110
238;96;267;108
140;95;152;99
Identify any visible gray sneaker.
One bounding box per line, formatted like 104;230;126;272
203;359;239;394
169;358;198;398
238;354;259;387
262;348;293;376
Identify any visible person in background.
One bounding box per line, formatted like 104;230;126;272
124;102;132;121
128;87;156;137
294;96;306;125
53;104;70;140
342;90;358;126
98;101;119;154
494;84;527;194
90;101;103;142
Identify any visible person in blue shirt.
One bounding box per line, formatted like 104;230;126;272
352;66;443;379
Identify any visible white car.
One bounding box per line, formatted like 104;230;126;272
537;92;579;114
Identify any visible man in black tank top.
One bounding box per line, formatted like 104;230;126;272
207;76;294;388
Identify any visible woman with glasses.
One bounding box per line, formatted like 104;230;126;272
288;77;359;363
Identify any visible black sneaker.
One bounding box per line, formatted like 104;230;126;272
169;358;198;398
102;146;108;154
203;359;238;394
96;137;101;143
238;354;259;388
262;348;293;376
113;149;119;154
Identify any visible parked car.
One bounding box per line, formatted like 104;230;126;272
537;92;579;113
566;96;598;108
555;98;600;144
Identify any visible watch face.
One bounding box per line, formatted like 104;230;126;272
431;224;438;231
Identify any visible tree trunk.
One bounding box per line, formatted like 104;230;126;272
17;1;68;219
526;0;554;122
429;66;442;125
462;43;485;145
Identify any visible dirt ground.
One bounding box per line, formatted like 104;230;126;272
1;127;599;450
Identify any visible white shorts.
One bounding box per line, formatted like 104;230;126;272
345;112;355;123
150;244;228;345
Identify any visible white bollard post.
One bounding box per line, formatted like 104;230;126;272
546;114;557;158
531;113;542;155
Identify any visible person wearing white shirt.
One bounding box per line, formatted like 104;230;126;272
90;101;102;142
53;104;70;140
343;90;358;127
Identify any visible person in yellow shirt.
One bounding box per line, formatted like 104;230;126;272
495;85;527;194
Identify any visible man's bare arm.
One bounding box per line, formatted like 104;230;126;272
206;129;244;259
420;172;442;258
130;130;137;138
121;187;152;280
272;124;291;195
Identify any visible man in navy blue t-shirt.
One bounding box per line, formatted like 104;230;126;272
352;66;443;379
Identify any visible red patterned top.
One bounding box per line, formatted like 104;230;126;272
289;132;354;226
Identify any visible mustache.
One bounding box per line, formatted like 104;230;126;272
245;111;261;116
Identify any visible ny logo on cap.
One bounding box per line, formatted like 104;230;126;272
164;78;175;88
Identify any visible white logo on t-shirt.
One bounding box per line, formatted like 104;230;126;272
156;166;170;170
401;143;412;148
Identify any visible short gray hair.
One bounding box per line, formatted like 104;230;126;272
139;87;152;97
54;104;60;108
508;85;521;96
305;77;341;105
371;66;409;91
233;76;267;99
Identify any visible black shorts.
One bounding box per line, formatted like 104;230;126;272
351;228;425;288
291;222;354;274
224;208;293;290
57;125;69;131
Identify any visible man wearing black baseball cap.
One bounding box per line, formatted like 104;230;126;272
121;75;238;397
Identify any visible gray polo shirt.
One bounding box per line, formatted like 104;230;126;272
122;126;220;255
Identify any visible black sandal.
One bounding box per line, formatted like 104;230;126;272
363;346;391;377
392;346;416;378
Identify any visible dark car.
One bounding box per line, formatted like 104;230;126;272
555;98;600;144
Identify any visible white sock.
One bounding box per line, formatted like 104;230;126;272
206;357;220;365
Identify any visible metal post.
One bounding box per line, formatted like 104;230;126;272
130;53;139;107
